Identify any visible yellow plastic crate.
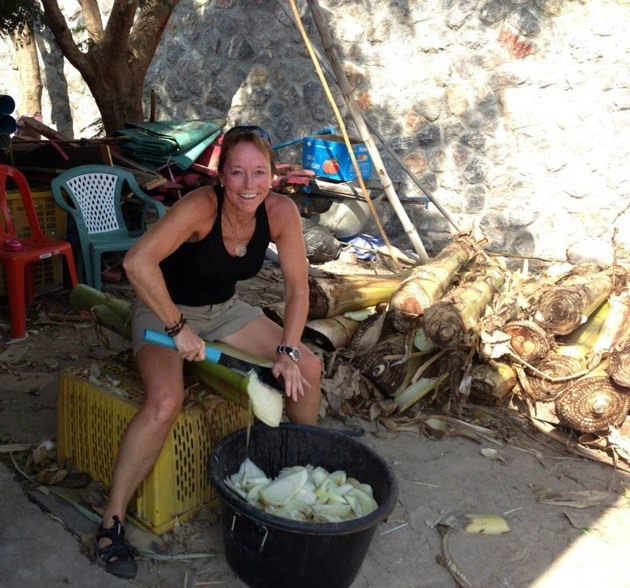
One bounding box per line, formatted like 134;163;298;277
0;190;67;296
6;189;68;240
57;363;250;534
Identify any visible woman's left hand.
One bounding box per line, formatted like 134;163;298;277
272;354;310;402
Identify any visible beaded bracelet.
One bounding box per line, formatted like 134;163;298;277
165;313;187;337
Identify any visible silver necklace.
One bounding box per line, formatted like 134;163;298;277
223;210;248;257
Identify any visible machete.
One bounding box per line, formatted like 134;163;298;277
142;329;285;394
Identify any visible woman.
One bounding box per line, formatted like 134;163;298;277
95;125;321;578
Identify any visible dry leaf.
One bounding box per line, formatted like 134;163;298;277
533;487;630;508
480;447;507;463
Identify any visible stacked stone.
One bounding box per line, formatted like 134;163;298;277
0;0;627;258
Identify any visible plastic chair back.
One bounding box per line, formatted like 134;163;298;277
0;164;45;242
0;164;79;339
65;172;126;234
51;165;166;290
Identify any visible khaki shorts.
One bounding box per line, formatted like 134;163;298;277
131;295;264;354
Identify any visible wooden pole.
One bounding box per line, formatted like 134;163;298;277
303;0;429;263
363;117;462;234
150;89;157;123
288;0;405;270
276;0;461;239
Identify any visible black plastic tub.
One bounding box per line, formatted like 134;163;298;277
209;423;398;588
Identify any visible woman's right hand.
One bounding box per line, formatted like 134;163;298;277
172;326;207;362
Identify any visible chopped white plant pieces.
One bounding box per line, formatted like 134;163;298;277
225;459;379;522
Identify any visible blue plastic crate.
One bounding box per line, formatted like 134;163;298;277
302;134;372;181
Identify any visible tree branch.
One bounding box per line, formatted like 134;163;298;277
100;0;137;55
77;0;103;42
128;0;180;78
40;0;89;73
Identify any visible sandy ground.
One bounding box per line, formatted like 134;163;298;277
0;285;629;588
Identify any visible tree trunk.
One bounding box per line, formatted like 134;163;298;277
12;23;42;138
40;0;180;136
87;65;146;135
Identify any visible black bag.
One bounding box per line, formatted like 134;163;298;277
301;217;341;263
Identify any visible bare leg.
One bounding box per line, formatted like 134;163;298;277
99;346;184;545
220;315;321;425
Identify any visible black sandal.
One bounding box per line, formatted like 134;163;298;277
95;515;138;579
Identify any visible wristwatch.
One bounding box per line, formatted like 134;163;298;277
276;344;301;363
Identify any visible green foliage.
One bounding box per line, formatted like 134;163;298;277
0;0;44;37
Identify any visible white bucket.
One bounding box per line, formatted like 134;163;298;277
313;195;382;239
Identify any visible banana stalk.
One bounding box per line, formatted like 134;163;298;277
534;270;613;335
423;261;506;349
308;273;406;319
502;320;550;363
348;308;392;354
555;300;610;363
555;362;630;433
69;283;132;322
265;303;366;351
344;307;377;321
69;284;254;410
589;292;630;369
412;327;437;354
354;336;426;397
525;355;585;402
387;237;475;333
526;302;610;401
608;339;630;388
469;361;516;405
90;304;133;340
395;372;449;413
303;315;361;351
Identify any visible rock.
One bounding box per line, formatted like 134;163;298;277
566;239;614;267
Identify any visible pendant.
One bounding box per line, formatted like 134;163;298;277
235;243;247;257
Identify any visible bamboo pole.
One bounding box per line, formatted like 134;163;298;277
275;1;459;239
287;0;401;269
296;0;429;263
362;117;461;234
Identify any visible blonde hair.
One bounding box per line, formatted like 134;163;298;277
218;127;276;176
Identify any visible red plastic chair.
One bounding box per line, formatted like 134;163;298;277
0;164;79;339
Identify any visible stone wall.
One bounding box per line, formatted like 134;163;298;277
1;0;628;257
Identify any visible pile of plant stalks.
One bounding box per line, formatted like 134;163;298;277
281;235;630;468
69;234;630;469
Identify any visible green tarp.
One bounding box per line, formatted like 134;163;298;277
116;119;224;171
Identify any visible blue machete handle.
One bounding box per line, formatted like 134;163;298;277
142;329;222;363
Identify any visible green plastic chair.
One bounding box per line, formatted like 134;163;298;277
51;165;166;291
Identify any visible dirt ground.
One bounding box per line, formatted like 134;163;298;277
1;275;629;588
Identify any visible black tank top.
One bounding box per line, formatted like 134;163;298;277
160;186;271;306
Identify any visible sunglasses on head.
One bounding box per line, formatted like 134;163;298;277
224;125;272;144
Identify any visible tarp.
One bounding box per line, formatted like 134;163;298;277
116;119;224;171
